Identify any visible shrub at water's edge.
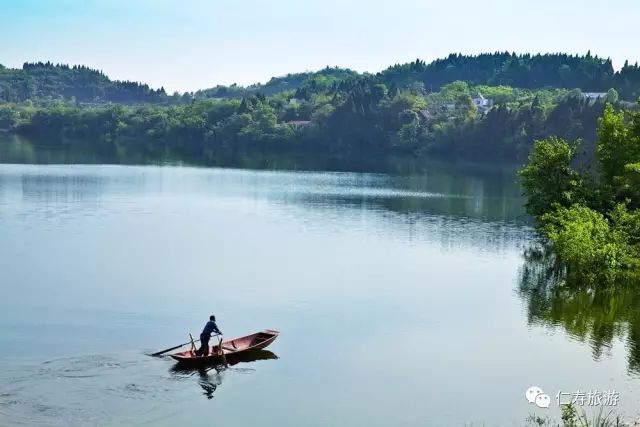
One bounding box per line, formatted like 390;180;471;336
526;404;630;427
541;205;635;284
519;103;640;285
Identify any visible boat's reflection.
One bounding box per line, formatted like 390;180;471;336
170;350;278;400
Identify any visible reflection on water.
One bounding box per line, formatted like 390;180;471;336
170;350;279;400
196;369;221;400
517;245;640;376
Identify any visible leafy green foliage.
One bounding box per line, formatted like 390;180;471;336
518;137;586;217
542;205;633;284
610;203;640;248
597;105;635;183
597;104;640;207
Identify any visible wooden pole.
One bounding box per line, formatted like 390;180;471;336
189;333;197;356
218;336;227;367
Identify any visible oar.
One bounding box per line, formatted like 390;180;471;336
150;338;200;357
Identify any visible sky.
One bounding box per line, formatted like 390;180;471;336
1;0;639;93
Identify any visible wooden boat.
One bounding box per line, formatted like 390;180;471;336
170;329;279;367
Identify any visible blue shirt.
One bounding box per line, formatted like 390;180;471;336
202;320;221;337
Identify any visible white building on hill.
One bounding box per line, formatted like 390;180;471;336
472;92;493;113
582;92;607;101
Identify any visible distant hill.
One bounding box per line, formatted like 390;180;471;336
193;67;359;99
0;62;167;104
194;53;640;101
1;52;640;104
377;52;640;100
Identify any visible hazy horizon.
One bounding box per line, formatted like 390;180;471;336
2;0;639;93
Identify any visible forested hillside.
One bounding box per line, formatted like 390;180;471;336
0;62;167;104
1;52;639;164
380;52;640;100
2;52;640;104
193;67;358;100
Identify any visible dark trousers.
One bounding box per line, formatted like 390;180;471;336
196;334;210;356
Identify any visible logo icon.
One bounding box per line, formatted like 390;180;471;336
525;386;551;408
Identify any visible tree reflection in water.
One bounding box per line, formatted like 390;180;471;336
518;245;640;374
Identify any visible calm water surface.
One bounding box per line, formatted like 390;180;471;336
1;155;639;426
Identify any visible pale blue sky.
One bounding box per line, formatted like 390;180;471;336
1;0;638;92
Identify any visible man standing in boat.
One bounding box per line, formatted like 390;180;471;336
196;315;222;356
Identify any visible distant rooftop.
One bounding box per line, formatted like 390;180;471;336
286;120;311;126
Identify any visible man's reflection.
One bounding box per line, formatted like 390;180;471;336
171;350;278;400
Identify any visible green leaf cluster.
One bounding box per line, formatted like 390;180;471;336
542;205;634;284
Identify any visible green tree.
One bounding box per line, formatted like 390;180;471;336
518;137;585;218
542;204;632;284
371;84;388;104
610;203;640;247
606;88;619;103
597;104;640;202
0;106;18;129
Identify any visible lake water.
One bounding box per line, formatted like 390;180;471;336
1;142;640;426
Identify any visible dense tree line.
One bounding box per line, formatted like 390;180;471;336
1;79;627;162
